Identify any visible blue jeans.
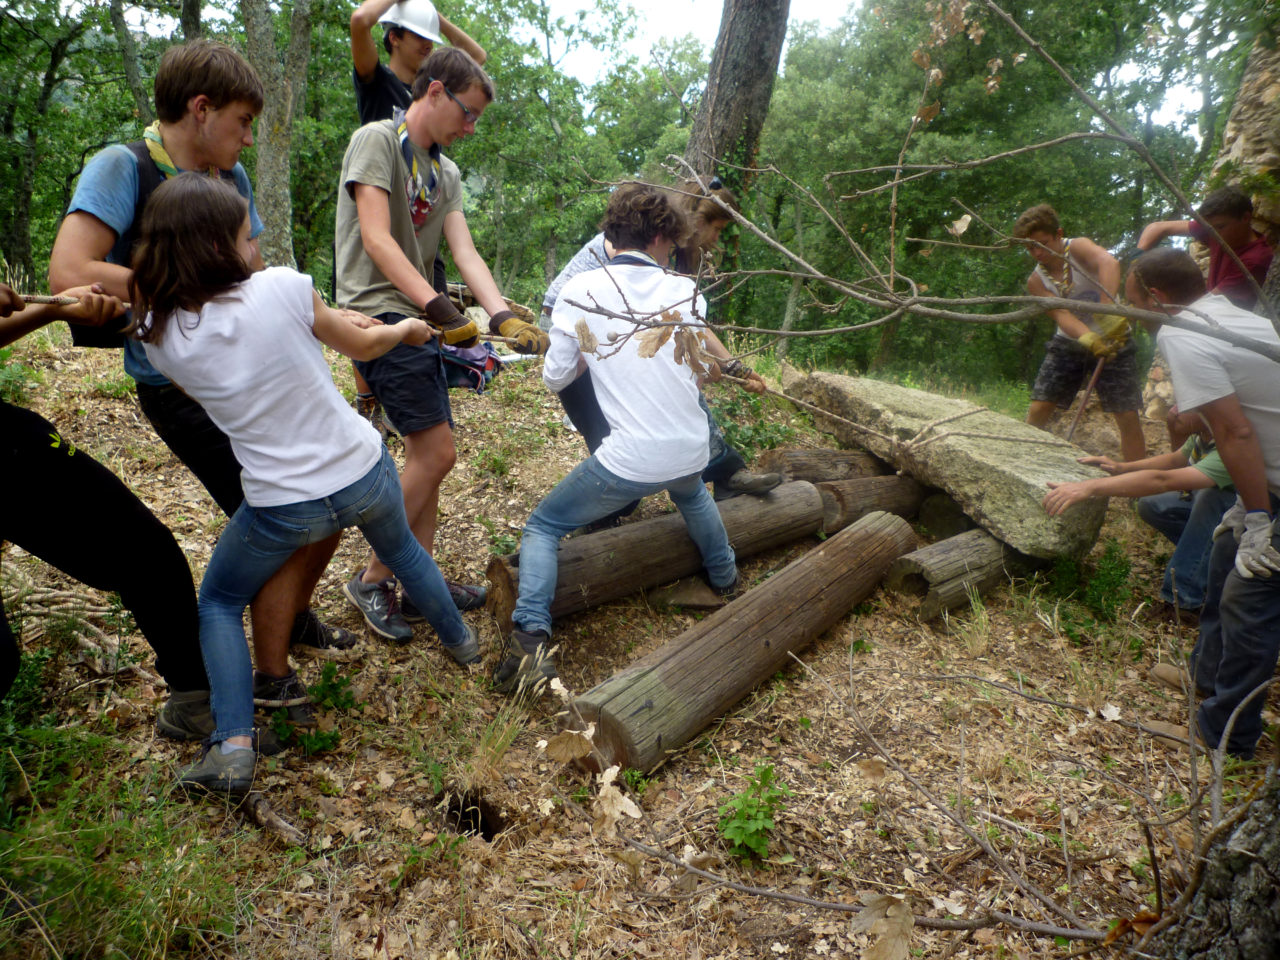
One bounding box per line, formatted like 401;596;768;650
512;455;737;636
1137;487;1236;609
198;449;466;741
1191;521;1280;759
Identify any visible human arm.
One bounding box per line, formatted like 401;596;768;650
353;182;439;310
437;11;486;65
542;324;585;393
1194;393;1272;513
1137;220;1191;251
443;209;547;353
349;0;400;81
1043;466;1213;516
1079;450;1190;475
48;212;133;301
310;289;431;360
0;283;125;348
1070;237;1121;302
1027;271;1091;340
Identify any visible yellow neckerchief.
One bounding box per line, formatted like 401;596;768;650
143;121;219;178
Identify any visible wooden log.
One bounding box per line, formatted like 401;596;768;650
817;476;926;534
885;528;1031;620
486;481;825;632
569;511;917;773
756;447;889;482
917;492;976;539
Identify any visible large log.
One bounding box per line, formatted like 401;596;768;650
570;512;917;773
757;447;889;481
885;528;1035;620
486;481;824;632
817;476;925;533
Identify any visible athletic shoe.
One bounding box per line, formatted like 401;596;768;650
177;743;256;796
713;469;783;501
711;568;743;599
344;571;413;642
401;581;487;621
289;609;358;652
443;623;483;666
156;689;215;741
356;394;391;441
492;628;556;696
253;669;317;728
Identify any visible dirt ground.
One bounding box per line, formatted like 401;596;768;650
3;332;1276;959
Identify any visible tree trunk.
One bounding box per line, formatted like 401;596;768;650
240;0;312;268
570;511;916;773
885;528;1039;620
756;447;890;482
108;0;154;125
682;0;789;191
485;481;825;632
180;0;202;40
816;476;925;533
1146;778;1279;958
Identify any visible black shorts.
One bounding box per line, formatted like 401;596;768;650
354;313;453;435
1031;336;1141;413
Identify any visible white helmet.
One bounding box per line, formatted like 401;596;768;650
379;0;444;44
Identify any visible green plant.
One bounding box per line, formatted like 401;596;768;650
621;768;650;796
717;763;792;861
478;515;519;554
1083;540;1131;621
295;727;342;756
309;662;359;712
0;347;39;403
707;390;797;460
90;374;135;399
391;833;466;890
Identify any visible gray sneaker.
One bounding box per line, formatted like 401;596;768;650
443;623;482;666
401;581;487;621
492;628;556;696
156;689;215;741
177;743;256;796
344;571;413;642
713;469;783;501
253;669;317;728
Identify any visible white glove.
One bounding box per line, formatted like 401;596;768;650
1213;498;1247;541
1235;511;1280;579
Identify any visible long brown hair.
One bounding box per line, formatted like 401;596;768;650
674;176;737;274
130;173;252;345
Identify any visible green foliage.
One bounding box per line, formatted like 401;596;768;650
717;763;793;861
0;647;56;736
0;348;39;404
309;661;360;713
1083;540;1132;621
620;768;650;796
707;389;798;461
392;833;466;890
478;516;519;555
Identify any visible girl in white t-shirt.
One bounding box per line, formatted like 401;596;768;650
131;173;478;794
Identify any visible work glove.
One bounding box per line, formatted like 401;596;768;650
1077;331;1118;359
490;309;549;355
422;293;479;348
1235;511;1280;578
1093;313;1131;346
1213;498;1247;541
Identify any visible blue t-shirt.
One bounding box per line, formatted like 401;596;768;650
66;144;264;386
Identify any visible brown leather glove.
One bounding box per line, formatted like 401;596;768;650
422;293;479;348
490;309;549;355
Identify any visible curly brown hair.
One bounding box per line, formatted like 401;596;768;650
130;174;253;345
1012;203;1061;240
602;183;690;253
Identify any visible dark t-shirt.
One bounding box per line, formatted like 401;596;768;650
1189;222;1274;311
354;63;412;127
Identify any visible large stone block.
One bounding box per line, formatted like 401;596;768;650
780;366;1105;558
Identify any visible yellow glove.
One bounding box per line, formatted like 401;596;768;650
1094;313;1130;345
1078;331;1118;359
491;310;549;355
422;293;479;347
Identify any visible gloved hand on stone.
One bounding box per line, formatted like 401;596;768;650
422;293;479;347
1234;511;1280;579
491;309;549;355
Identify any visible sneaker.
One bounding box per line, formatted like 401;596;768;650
443;623;482;666
253;669;317;728
156;689;215;741
447;580;487;612
356;393;391;441
177;742;256;796
344;571;413;642
492;628;557;696
711;568;743;599
289;609;358;653
714;469;782;501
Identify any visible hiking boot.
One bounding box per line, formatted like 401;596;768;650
356;393;391;441
713;469;782;501
1144;719;1211;749
289;609;359;654
402;581;487;621
253;669;317;728
492;628;556;696
711;568;743;599
156;689;215;741
443;623;482;666
177;742;256;796
1150;600;1201;627
344;571;413;642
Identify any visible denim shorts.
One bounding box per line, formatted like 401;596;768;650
1031;337;1141;413
354;313;453;435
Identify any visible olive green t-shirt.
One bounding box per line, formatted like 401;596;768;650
335;120;463;317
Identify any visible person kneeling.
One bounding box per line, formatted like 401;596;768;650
496;183;744;695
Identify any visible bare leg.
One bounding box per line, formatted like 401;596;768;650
249;533;343;675
1026;400;1057;429
364;421;456;583
353;364;373;396
1113;409;1146;462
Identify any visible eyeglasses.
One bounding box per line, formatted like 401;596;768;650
430;76;476;125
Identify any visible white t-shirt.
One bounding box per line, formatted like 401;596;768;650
545;254;710;483
142;268;383;507
1157;293;1280;494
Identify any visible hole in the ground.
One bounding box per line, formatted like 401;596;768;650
437;786;507;841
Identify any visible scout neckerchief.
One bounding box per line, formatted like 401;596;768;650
1039;239;1072;296
142;121;220;178
391;107;442;228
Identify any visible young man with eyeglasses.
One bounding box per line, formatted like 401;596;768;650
335;47;548;642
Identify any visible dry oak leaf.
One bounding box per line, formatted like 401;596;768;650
850;893;913;960
915;100;940;124
593;765;642;833
545;727;595;764
575;318;599;354
946;214;972;237
856;757;887;783
636;324;674;358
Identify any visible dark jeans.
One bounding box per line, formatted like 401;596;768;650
1192;519;1280;759
1137;487;1237;609
136;381;244;517
0;402;206;698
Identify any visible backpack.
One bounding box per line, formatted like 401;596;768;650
440;342;501;394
